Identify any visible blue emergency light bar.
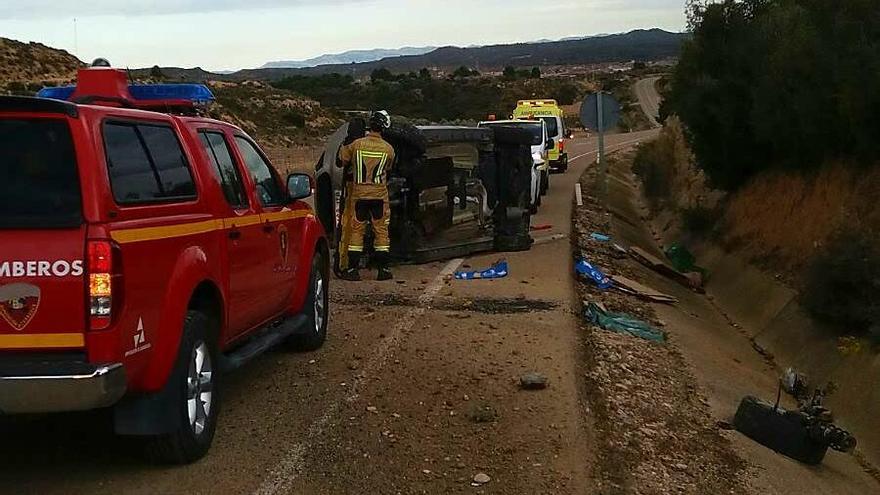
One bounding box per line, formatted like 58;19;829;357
36;86;75;100
37;84;215;104
129;84;215;103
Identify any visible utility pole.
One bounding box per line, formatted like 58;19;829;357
597;90;606;201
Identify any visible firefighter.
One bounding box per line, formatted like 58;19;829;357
337;110;396;281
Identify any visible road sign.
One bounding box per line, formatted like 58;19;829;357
580;92;621;132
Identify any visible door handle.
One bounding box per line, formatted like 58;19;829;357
262;223;276;234
228;229;242;240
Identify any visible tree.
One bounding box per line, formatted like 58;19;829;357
452;66;476;79
150;65;164;79
503;66;517;80
419;68;432;80
370;67;394;82
530;67;542;79
667;0;880;190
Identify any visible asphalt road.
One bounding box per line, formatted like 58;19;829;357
633;76;662;128
0;130;656;495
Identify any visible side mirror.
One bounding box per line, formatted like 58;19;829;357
287;173;313;201
546;139;556;150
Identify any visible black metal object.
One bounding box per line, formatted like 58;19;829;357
0;95;79;118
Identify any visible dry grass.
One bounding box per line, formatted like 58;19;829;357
264;145;325;177
723;164;880;270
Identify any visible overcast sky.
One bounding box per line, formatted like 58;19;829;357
0;0;687;71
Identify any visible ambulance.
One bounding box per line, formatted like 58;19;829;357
512;99;570;172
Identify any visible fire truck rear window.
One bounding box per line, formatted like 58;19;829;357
0;119;82;228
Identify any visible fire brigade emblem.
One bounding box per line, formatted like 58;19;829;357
278;225;290;266
0;283;41;331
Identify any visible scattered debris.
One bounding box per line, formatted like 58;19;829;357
630;246;705;292
591;232;611;242
519;372;549;390
454;259;509;280
533;233;567;246
530;223;553;231
610;274;678;304
584;301;666;342
472;473;491;485
575;259;612;290
466;402;498;423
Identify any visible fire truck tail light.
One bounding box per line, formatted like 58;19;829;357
88;240;115;329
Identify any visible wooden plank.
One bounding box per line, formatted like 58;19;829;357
575;183;584;207
610;274;679;304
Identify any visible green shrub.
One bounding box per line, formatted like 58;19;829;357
633;140;675;204
801;229;880;334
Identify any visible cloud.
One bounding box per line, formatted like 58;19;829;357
0;0;351;19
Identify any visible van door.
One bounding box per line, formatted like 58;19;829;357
0;117;87;350
233;136;298;317
197;130;268;340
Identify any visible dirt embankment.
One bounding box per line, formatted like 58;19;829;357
572;158;750;494
722;164;880;272
637;122;880;473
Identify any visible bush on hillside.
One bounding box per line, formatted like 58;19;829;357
801;229;880;334
669;0;880;190
633;134;677;205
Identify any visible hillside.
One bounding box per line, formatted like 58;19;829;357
0;37;82;93
262;46;436;69
134;29;686;82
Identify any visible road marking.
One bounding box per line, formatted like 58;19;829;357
253;258;464;495
569;136;646;164
575;183;584;206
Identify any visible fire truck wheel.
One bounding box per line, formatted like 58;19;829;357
733;395;828;465
145;310;220;464
286;251;329;351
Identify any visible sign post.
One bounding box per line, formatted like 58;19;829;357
580;92;621;203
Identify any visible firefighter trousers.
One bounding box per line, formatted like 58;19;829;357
346;196;390;255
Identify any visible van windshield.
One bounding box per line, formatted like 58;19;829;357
0;118;82;228
540;117;560;137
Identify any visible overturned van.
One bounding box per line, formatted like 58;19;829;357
314;119;536;270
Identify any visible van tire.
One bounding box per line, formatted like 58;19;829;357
733;395;828;465
286;251;328;352
145;310;220;464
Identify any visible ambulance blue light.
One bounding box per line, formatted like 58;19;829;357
128;84;215;103
37;86;75;100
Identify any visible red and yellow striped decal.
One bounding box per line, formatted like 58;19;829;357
110;210;313;244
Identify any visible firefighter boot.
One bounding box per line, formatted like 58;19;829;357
340;252;362;281
375;252;393;281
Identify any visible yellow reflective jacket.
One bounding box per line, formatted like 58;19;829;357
338;132;396;200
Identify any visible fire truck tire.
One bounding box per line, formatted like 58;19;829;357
733;395;828;465
286;251;329;351
145;310;221;464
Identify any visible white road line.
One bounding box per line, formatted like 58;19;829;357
569;136;647;163
253;258;464;495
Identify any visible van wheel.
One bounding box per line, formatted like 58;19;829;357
286;251;329;351
145;310;220;464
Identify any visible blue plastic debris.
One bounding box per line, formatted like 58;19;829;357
584;302;666;342
454;260;509;280
575;259;612;290
591;233;611;242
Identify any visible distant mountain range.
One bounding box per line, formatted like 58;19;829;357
133;29;686;82
261;46;437;69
